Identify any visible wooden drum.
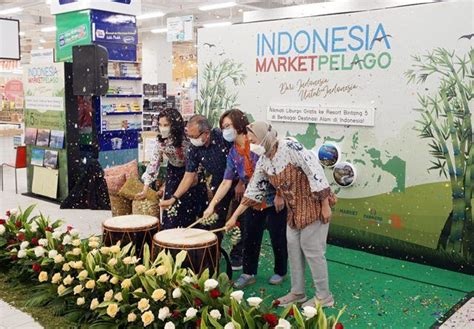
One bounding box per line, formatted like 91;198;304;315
152;228;219;276
102;215;159;256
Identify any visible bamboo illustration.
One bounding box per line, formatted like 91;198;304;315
195;59;246;127
405;47;473;258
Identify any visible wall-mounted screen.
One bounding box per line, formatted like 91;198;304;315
0;18;20;60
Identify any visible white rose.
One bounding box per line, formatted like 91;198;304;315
72;248;81;256
90;249;98;256
110;276;119;285
34;246;46;258
48;249;58;258
182;276;193;284
54;254;65;264
73;284;84;295
164;322;175;329
72;239;81;247
247;297;263;308
100;246;110;255
204;278;218;291
302;306;317;319
230;290;244;303
52;231;62;240
88;241;99;249
17;250;27;258
210;309;221;320
76;297;85;306
128;313;137;322
98;274;110;283
0;225;5;235
158;306;170;321
62;263;71;272
90;298;99;310
104;289;114;302
185;307;198;319
70;229;79;237
224;323;236;329
51;273;62;284
39;239;48;247
135;265;146;275
114;292;123;302
62;235;72;245
20;241;29;250
30;222;38;233
276;318;292;329
9;208;18;215
172;287;182;299
77;270;88;281
108;258;117;267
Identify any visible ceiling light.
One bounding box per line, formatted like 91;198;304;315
0;7;23;15
151;28;167;34
45;0;52;4
137;11;165;20
203;21;232;28
39;38;46;43
19;31;25;37
199;2;236;11
41;26;57;32
38;46;44;50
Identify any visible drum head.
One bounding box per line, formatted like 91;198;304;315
154;228;217;246
103;215;158;230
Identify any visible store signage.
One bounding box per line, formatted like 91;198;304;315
55;11;92;62
31;48;55;64
91;11;138;44
51;0;141;16
167;16;194;42
267;105;375;127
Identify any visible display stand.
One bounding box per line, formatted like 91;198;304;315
23;62;80;202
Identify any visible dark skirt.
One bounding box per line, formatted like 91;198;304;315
161;163;208;230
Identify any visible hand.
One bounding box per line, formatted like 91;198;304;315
274;195;285;213
157;185;165;198
234;180;245;201
202;205;215;219
135;191;146;200
159;198;176;209
321;205;332;224
225;215;238;232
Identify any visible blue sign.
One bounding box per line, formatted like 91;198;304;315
91;10;137;45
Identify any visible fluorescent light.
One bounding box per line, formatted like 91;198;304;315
199;2;236;11
38;46;44;50
137;11;165;20
151;28;167;34
203;21;232;28
0;7;23;15
41;26;57;32
45;0;52;4
19;31;25;37
39;38;46;43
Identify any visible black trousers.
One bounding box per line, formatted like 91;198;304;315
242;206;288;276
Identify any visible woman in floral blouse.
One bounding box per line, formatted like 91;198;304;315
225;121;337;309
137;108;207;229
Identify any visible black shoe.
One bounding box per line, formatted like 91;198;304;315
231;258;243;271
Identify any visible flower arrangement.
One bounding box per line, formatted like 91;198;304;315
200;213;218;227
166;199;181;218
0;206;345;328
228;226;241;246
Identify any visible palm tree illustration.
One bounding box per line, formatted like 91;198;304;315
405;47;473;258
196;59;246;127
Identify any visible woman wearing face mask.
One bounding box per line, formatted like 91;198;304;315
225;121;337;309
203;110;288;289
137;108;207;229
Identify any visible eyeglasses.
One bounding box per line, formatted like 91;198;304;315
187;131;206;139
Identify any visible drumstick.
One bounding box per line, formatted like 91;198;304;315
184;227;227;239
186;216;206;229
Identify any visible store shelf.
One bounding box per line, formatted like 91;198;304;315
103;111;142;116
109;77;142;81
104;94;143;98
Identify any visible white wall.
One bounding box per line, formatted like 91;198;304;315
141;33;172;87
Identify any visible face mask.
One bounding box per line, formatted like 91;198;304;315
222;127;237;142
190;137;205;147
250;143;266;156
160;127;170;139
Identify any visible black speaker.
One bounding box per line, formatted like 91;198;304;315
72;45;109;96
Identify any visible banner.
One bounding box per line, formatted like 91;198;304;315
167;16;194;42
198;1;473;266
55;10;92;62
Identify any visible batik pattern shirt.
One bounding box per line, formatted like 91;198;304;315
242;139;331;229
142;138;189;186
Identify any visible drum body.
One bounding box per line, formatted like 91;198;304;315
152;228;219;276
102;215;159;256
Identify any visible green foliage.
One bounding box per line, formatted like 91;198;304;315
406;47;473;257
195;60;246;127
